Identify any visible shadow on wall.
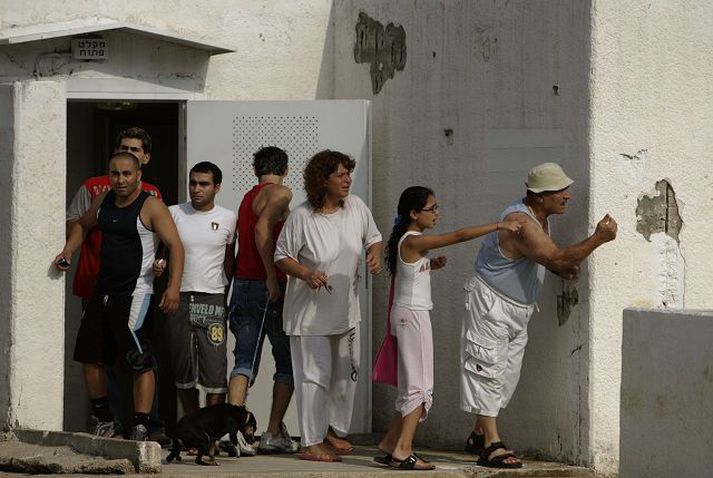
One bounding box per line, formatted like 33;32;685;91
0;85;14;429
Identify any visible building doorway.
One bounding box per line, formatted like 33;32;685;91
64;100;180;435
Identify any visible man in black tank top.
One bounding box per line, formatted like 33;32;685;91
55;152;185;441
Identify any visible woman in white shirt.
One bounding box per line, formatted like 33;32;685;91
275;150;383;463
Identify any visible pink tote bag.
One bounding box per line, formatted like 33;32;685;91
372;275;398;387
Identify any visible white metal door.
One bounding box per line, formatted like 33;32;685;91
185;100;372;434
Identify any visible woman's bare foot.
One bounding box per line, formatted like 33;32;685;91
297;443;342;462
325;429;353;453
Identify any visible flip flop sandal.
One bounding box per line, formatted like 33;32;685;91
388;454;436;470
464;431;485;454
297;452;342;463
477;441;522;469
373;453;391;465
376;452;428;465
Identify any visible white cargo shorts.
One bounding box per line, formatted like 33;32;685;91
460;274;535;417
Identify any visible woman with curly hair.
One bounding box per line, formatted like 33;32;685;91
275;150;383;462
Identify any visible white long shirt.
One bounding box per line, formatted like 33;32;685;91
275;195;382;336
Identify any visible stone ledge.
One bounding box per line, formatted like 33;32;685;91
13;428;161;473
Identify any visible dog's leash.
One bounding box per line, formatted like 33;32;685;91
248;299;270;384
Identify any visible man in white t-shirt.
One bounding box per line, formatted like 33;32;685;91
156;162;237;415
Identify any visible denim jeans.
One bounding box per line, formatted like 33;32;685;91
228;279;293;385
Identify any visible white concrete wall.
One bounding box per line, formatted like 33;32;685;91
332;0;593;465
620;308;713;478
0;80;66;430
0;0;334;100
588;1;713;474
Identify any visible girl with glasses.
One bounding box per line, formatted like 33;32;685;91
374;186;523;470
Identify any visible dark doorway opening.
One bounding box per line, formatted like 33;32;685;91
65;100;180;436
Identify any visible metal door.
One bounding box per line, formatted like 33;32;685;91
185;100;372;434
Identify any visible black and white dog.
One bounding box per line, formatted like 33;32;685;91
166;404;257;466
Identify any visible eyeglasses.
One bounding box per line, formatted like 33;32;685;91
421;204;440;213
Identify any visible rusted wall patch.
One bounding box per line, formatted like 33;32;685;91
353;12;406;94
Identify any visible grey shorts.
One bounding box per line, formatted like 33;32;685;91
165;292;228;394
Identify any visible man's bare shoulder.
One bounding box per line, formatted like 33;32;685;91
264;183;292;200
503;211;535;223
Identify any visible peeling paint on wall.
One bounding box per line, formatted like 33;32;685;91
637;180;685;307
353;12;406;94
636;179;682;243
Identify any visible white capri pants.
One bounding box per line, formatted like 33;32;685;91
290;328;360;447
391;305;433;421
460;274;535;417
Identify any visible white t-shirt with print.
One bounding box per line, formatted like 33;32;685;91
169;202;237;294
274;195;382;336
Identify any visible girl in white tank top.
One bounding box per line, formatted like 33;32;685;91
375;186;523;470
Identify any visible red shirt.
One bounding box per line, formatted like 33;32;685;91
71;175;162;298
234;183;286;282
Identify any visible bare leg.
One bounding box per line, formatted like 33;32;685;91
83;363;107;399
133;369;155;414
378;413;402;455
266;382;293;435
390;405;431;469
477;415;520;466
228;375;249;406
178;388;200;415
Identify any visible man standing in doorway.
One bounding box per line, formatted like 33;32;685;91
65;127;165;439
56;152;185;441
228;146;299;455
67;127;161;300
156;162;236;414
460;163;617;468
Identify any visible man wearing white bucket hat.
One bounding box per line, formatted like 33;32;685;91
460;162;617;468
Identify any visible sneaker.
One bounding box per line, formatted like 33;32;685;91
89;415;118;438
258;422;300;454
129;424;149;441
236;430;257;456
219;440;240;457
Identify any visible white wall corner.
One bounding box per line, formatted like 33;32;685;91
8;79;67;430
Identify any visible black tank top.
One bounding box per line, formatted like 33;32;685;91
95;190;156;297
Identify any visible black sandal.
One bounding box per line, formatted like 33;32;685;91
373;453;391;465
375;452;429;465
388;454;436;470
464;431;485;454
477;442;522;469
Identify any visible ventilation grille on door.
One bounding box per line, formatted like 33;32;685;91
232;115;319;194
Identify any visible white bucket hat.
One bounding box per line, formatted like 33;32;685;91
526;162;573;193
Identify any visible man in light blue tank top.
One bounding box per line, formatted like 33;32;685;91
460;163;617;468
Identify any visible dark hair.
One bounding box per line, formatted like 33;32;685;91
114;127;152;154
303;150;356;210
386;186;434;275
190;161;223;185
253;146;288;177
109;151;141;168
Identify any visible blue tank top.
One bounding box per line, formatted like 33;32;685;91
474;200;548;304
